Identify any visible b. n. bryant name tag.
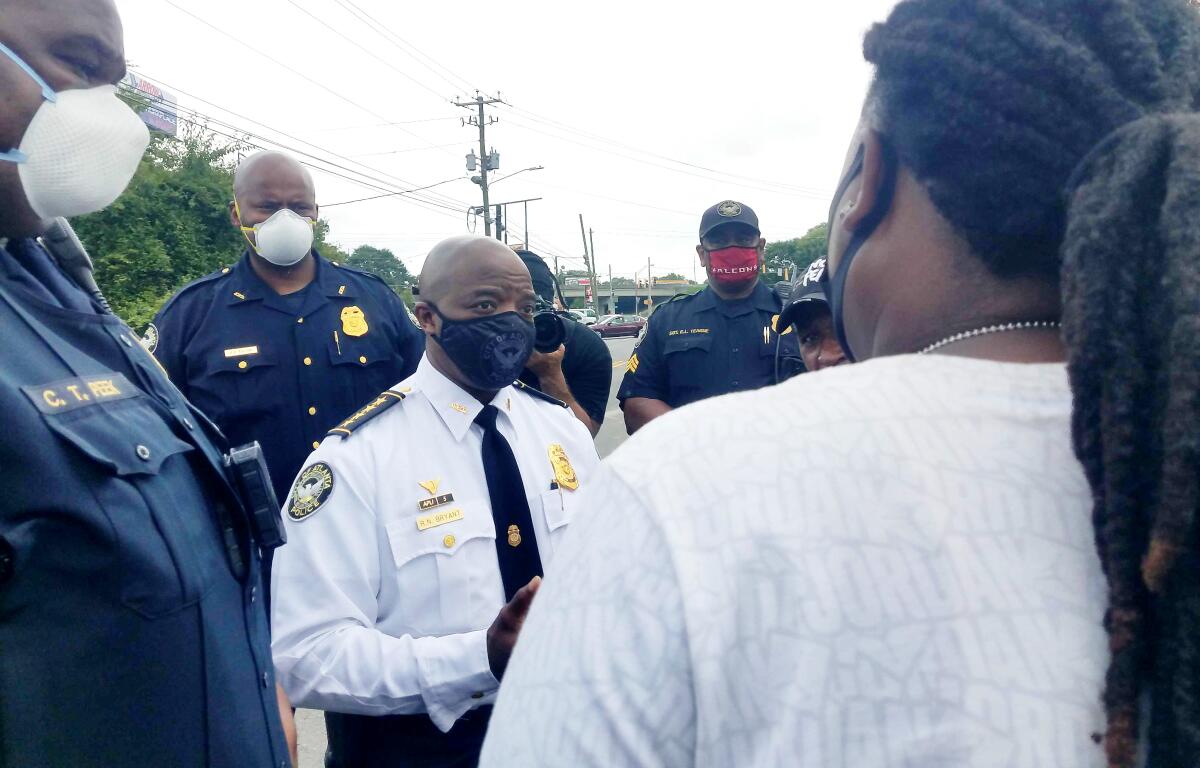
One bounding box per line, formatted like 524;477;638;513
416;508;464;531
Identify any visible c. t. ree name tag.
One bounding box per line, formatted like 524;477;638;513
416;508;463;531
418;493;455;511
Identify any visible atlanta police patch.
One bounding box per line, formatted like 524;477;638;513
141;323;159;354
289;462;335;521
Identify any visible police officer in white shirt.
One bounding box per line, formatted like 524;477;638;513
271;235;599;768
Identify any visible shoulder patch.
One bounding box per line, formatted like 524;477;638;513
289;462;335;521
141;323;159;353
514;379;567;408
326;390;406;438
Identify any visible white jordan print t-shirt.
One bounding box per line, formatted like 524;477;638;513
480;355;1110;768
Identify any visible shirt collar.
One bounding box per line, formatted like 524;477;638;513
225;248;357;309
700;279;775;318
415;355;517;442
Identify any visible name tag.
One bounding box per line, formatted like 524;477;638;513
667;328;710;337
416;508;464;531
418;493;455;511
224;345;259;358
22;373;136;414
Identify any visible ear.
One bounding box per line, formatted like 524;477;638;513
696;243;709;268
413;302;439;335
228;200;241;228
756;236;767;256
842;129;887;234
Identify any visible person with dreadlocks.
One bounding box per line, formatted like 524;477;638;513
477;1;1200;766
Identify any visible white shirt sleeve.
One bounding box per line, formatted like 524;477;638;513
479;464;695;766
270;444;499;732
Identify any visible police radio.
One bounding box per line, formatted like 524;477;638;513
224;442;287;550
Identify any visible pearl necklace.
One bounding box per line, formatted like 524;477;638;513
918;320;1061;355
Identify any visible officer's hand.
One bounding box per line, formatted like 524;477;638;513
524;345;566;378
486;576;541;680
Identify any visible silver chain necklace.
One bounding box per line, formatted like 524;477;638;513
918;320;1061;355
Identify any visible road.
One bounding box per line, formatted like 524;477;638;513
294;334;638;766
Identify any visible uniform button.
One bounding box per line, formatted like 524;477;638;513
732;380;740;387
471;692;484;700
120;335;133;347
312;441;320;450
443;534;456;548
0;537;15;584
358;355;367;364
732;347;739;353
303;356;312;366
308;406;317;416
238;360;248;370
261;671;270;688
136;444;151;461
183;417;195;430
296;317;304;324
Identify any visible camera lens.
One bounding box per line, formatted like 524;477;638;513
533;310;566;353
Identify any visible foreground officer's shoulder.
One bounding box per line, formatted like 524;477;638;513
325;388;408;439
157;264;235;316
514;380;567;408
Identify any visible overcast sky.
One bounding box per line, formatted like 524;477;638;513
115;0;899;280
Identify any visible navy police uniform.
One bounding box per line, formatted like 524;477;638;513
149;249;425;507
0;239;288;767
619;280;800;409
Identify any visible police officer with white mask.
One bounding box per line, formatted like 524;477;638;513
271;235;599;768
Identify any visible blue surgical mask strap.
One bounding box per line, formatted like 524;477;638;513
0;40;57;164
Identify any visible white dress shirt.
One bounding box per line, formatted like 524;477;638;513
481;355;1110;767
271;355;599;732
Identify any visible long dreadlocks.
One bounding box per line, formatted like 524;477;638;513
862;1;1200;765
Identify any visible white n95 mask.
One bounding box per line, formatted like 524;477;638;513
0;42;150;219
239;207;315;267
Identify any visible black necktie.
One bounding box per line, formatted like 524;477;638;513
474;404;543;600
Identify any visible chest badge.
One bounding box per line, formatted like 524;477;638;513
341;305;369;337
418;479;440;496
289;462;335;521
548;443;579;491
507;524;522;547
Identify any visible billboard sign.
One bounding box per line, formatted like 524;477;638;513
122;73;178;136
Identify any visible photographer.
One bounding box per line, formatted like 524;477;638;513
515;250;612;437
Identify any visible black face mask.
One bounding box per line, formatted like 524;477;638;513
819;140;899;362
430;306;536;390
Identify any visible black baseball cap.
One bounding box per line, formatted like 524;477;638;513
699;200;759;240
777;258;830;332
514;249;555;301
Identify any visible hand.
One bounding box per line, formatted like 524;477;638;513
524;345;566;379
275;682;298;768
486;576;541;680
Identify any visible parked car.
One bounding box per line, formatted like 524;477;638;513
568;309;597;326
592;314;646;338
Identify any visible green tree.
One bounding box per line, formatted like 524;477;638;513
763;223;828;284
345;245;415;293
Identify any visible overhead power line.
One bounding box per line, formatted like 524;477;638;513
160;0;456;158
127;70;473;212
281;0;452;105
126;86;469;220
330;0;477;95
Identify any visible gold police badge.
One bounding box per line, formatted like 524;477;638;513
341;306;369;337
289;462;335;521
507;524;522;547
547;443;579;491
